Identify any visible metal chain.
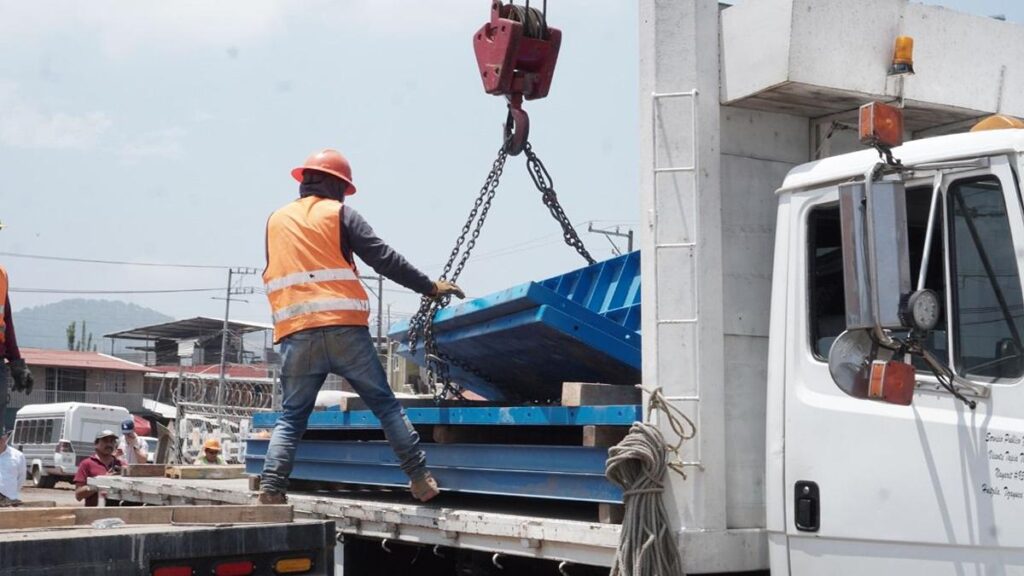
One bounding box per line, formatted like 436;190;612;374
407;146;509;402
523;142;596;265
407;141;596;402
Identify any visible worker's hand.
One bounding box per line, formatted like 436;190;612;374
432;280;465;300
9;359;33;395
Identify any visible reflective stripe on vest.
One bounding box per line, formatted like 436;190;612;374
272;297;369;324
263;197;370;342
264;267;359;294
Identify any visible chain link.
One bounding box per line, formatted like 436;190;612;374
407;146;509;402
523;142;596;265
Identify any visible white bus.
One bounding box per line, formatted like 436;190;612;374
11;403;130;487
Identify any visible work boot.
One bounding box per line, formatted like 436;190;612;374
257;490;288;505
0;495;21;507
410;472;440;502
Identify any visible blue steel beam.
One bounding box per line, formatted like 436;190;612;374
246;439;622;503
251;404;642;429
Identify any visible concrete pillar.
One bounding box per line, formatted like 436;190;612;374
638;0;726;535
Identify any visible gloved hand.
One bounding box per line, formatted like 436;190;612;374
9;359;34;395
432;280;465;300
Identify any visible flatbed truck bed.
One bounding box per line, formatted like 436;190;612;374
91;475;767;571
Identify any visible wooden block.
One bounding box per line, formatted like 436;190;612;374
165;465;246;480
598;503;625;524
122;464;168;477
561;382;640;407
0;508;75;530
583;425;629;447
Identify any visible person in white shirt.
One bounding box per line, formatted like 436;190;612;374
0;427;25;506
116;419;148;465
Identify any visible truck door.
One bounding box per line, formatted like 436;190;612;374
785;155;1024;575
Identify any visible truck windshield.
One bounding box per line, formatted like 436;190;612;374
948;176;1024;378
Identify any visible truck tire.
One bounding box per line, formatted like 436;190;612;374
32;465;58;489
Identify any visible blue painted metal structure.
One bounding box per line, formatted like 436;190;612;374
251;404;642;429
389;251;642;400
246;439;623;503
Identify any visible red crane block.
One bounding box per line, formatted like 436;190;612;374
473;1;561;101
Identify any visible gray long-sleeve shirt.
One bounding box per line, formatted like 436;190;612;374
340;205;435;296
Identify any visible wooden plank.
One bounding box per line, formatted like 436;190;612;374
561;382;641;407
16;501;57;508
74;507;173;525
166;465;246;480
582;425;629;448
0;508;75;530
122;464;168;477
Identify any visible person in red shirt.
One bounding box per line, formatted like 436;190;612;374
74;430;124;507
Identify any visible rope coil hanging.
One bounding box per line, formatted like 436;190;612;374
605;387;697;576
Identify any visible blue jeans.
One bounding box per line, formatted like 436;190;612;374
260;326;427;494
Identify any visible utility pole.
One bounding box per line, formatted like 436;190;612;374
588;223;634;255
359;275;385;353
216;267;257;430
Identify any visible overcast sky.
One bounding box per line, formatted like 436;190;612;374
0;0;1020;336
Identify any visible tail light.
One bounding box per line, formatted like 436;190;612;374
274;557;313;574
215;561;255;576
57;440;74;454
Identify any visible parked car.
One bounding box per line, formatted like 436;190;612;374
11;402;130;487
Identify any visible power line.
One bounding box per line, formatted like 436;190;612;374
0;251;232;270
10;287;224;294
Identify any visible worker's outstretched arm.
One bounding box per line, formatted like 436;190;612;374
341;206;440;296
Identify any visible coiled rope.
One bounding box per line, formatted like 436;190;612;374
605;386;697;576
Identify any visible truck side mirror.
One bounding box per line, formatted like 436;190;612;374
829;329;915;406
837;181;912;330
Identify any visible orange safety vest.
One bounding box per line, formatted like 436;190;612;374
0;265;7;346
263;196;370;343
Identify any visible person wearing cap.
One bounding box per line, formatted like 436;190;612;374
116;418;148;465
73;430;124;506
195;438;226;465
259;149;465;505
0;264;34;427
0;427;25;507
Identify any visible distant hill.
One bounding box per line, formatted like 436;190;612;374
13;299;174;354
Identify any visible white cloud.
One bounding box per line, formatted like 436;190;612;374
0;85;111;150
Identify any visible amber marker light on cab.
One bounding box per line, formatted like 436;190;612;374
859;101;904;149
971;114;1024;132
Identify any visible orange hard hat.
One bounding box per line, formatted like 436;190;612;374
203;438;222;452
291;149;357;195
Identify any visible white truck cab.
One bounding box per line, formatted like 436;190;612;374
770;127;1024;573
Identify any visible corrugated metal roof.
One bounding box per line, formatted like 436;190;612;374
103;316;272;341
21;348;152;372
